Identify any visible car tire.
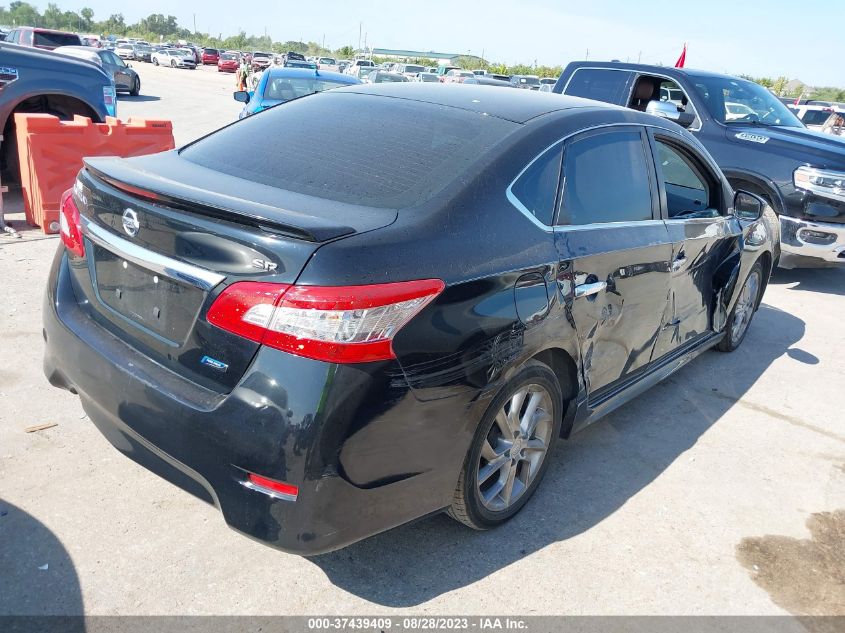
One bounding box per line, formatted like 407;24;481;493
448;360;562;530
717;260;764;353
153;58;158;66
171;60;176;68
130;77;140;96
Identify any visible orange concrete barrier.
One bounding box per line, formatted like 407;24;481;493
15;114;175;234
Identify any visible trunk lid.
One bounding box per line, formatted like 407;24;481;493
68;152;397;392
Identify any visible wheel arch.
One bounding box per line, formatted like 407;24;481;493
530;347;580;438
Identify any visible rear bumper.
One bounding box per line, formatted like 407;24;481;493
43;249;472;554
779;216;845;267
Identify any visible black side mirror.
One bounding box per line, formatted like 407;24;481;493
734;190;765;221
233;91;250;104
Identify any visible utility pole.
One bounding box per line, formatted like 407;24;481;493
358;22;362;54
322;33;325;50
638;50;642;63
193;13;196;35
585;48;589;60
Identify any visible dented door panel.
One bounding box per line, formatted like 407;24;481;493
554;222;673;398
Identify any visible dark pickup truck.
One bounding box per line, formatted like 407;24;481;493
1;42;115;181
554;62;845;268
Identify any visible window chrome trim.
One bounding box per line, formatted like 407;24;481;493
507;122;671;232
81;217;226;291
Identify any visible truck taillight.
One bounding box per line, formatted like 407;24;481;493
59;189;85;258
207;279;445;363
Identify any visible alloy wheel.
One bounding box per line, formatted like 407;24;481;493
476;384;554;512
731;269;760;345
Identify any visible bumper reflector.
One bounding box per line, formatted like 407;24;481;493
244;473;299;501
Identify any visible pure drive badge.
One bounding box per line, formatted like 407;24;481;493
735;132;770;144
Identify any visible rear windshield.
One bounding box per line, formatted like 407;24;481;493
204;48;218;54
35;31;80;47
404;65;425;73
221;53;238;60
181;92;517;208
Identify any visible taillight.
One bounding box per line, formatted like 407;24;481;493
59;188;85;258
207;279;445;363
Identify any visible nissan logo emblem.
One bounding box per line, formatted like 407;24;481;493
122;208;140;237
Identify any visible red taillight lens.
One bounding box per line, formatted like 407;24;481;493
207;279;445;363
246;473;299;500
59;188;85;258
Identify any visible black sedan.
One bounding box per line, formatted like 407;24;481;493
44;85;774;554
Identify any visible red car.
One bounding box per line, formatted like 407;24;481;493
201;48;219;65
4;26;81;50
217;51;240;73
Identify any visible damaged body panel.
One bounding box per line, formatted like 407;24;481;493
43;84;774;554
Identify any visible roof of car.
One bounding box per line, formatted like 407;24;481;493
334;83;614;123
565;60;747;82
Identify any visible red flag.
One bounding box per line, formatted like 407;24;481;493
674;43;686;68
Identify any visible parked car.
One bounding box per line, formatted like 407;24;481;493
114;42;135;60
252;51;273;71
416;72;440;83
53;46;141;96
435;65;461;79
789;104;841;131
554;61;845;268
201;48;219;65
365;70;409;84
132;43;152;63
45;84;773;554
234;68;361;118
395;63;426;79
217;51;240;73
0;41;115;182
317;57;340;72
443;69;475;84
472;69;488;76
285;51;306;63
284;60;317;70
345;58;375;76
510;75;541;90
4;27;81;50
152;48;196;69
464;76;516;88
490;73;511;82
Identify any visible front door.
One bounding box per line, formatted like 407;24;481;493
553;126;673;401
648;130;743;358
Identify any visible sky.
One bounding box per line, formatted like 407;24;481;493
32;0;845;86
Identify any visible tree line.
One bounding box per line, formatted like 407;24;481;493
2;3;842;91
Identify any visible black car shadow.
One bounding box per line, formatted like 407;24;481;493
310;303;805;607
770;267;845;296
118;95;161;103
0;499;84;630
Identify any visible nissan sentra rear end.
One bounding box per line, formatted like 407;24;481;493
43;87;523;554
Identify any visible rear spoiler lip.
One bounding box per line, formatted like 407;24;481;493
82;155;357;243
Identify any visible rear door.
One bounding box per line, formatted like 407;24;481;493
552;126;673;400
647;130;742;358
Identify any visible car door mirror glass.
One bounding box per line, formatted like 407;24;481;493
233;91;250;103
734;190;765;221
646;101;694;128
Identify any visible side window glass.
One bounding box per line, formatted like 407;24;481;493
510;145;563;226
654;140;718;218
559;130;653;226
563;69;632;104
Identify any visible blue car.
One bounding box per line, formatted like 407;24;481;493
234;68;361;118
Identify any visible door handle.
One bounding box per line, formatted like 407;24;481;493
574;281;607;298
